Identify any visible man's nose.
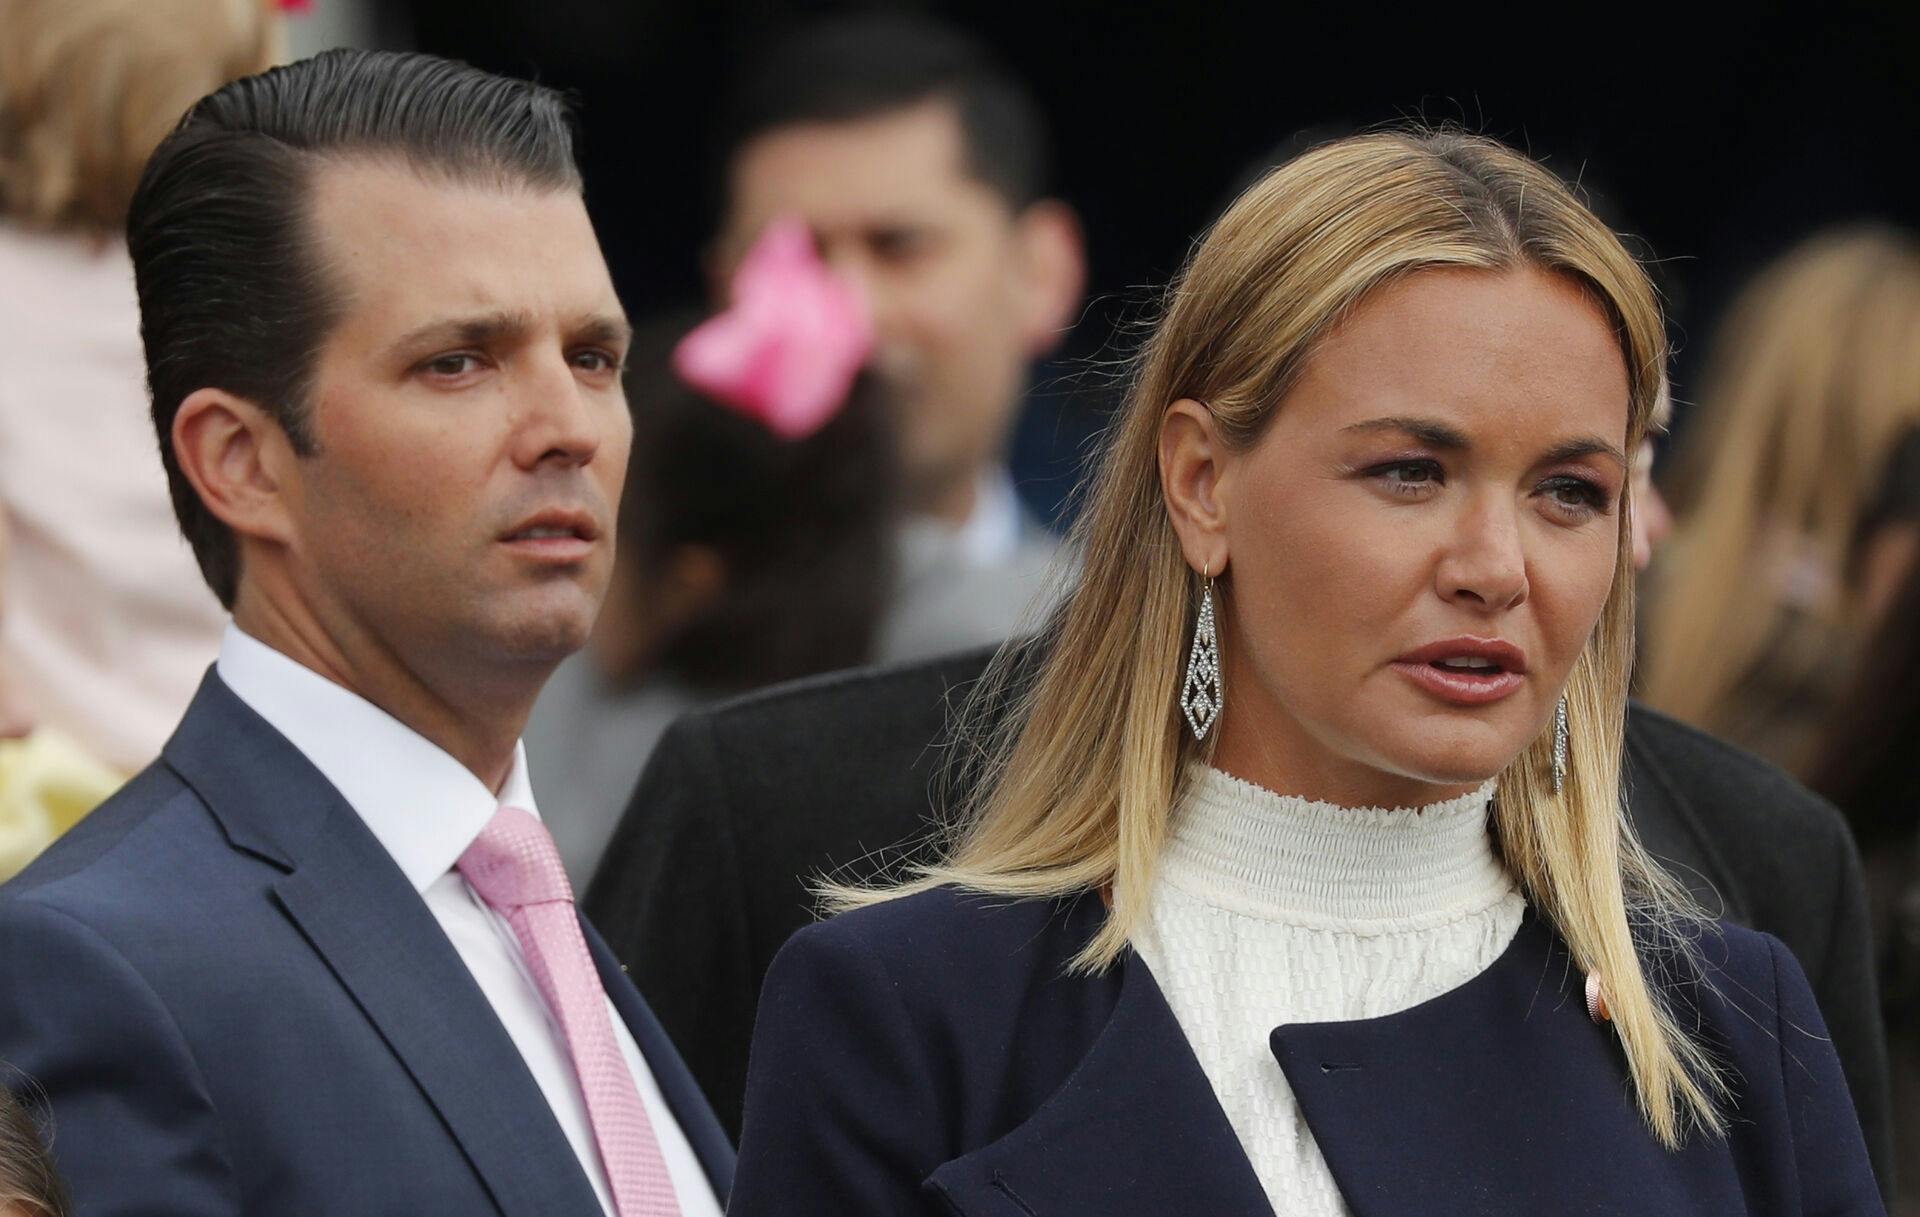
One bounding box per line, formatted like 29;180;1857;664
510;352;606;470
819;247;897;339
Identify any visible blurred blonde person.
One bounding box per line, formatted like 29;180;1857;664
0;0;281;772
1641;227;1920;774
0;513;119;884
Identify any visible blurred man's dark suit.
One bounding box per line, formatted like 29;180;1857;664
584;644;1895;1198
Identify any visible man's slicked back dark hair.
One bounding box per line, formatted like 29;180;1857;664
716;14;1049;218
129;49;582;608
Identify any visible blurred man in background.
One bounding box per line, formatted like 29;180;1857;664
709;14;1086;661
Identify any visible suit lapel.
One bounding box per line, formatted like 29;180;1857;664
166;674;604;1217
585;918;736;1202
924;951;1273;1217
1272;913;1744;1217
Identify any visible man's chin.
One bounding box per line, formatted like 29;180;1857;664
480;590;602;667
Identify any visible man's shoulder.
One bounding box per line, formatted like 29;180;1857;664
1624;700;1852;849
1;760;240;939
680;646;1001;744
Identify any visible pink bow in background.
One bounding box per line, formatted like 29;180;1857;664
673;217;874;441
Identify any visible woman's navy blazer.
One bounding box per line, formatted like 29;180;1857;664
729;885;1882;1216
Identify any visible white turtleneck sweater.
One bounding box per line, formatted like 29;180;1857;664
1129;765;1525;1215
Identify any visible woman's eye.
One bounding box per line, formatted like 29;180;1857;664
1370;459;1444;494
1539;475;1609;517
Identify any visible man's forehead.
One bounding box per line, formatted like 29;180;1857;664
306;158;615;324
723;98;988;229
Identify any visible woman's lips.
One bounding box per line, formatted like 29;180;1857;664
1389;660;1526;706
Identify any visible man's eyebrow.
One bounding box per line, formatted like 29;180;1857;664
570;313;633;347
389;310;537;356
387;309;633;357
1342;415;1627;468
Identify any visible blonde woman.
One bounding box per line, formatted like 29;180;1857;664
1641;227;1920;774
727;130;1881;1215
0;0;280;773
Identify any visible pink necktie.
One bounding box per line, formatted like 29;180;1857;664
458;806;682;1217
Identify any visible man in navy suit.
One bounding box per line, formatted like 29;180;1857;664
0;50;731;1215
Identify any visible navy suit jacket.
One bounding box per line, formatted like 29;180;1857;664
730;885;1882;1216
0;673;734;1216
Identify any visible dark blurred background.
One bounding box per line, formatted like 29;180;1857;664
404;0;1920;523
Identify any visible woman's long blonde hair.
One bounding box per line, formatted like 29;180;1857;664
0;0;281;233
831;128;1724;1147
1640;227;1920;759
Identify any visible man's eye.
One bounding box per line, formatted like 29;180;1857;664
571;350;619;374
869;229;927;261
423;353;481;377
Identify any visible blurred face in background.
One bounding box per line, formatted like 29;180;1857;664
1629;388;1674;570
718;97;1082;523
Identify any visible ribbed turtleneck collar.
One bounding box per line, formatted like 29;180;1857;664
1159;764;1513;929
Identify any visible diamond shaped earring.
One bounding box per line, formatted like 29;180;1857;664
1181;563;1222;741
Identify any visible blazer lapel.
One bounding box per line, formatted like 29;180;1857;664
166;674;604;1217
585;918;736;1202
1272;912;1745;1217
924;951;1273;1217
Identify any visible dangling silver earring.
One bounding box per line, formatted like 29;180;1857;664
1551;696;1570;795
1181;562;1222;741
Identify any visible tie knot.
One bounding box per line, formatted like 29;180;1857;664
457;805;573;910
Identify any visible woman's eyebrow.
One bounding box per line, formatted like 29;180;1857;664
1341;417;1626;468
1340;416;1471;449
1541;437;1628;468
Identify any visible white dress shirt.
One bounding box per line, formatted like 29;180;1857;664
217;626;721;1217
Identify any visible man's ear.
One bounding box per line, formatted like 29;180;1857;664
170;388;300;550
1014;199;1087;359
1159;398;1231;577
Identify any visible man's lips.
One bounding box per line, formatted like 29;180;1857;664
499;509;600;561
1389;637;1529;707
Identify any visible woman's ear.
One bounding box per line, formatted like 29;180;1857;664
1159;398;1231;576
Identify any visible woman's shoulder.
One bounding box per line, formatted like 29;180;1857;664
760;884;1119;1051
1673;919;1837;1099
784;883;1107;980
1687;918;1800;1012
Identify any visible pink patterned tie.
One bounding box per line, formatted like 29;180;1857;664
458;806;682;1217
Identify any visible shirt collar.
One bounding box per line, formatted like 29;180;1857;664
214;624;539;893
954;467;1024;567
